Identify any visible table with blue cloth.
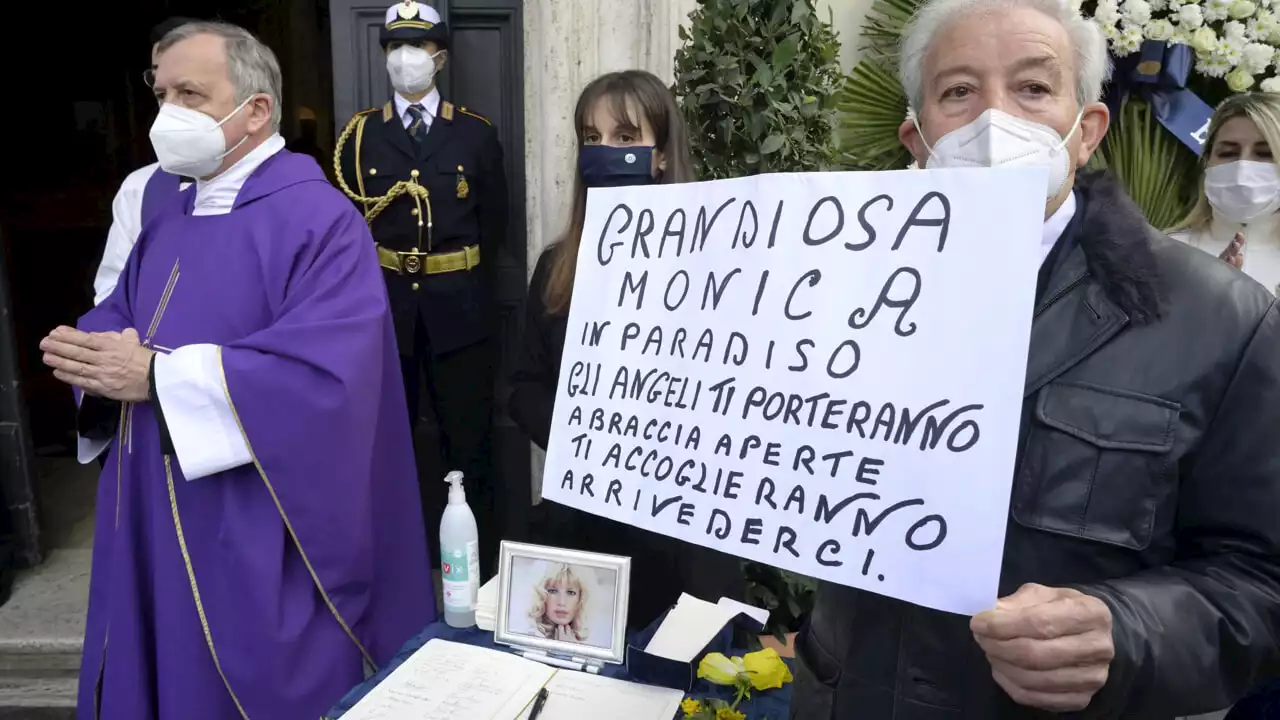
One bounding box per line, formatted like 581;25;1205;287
325;621;794;719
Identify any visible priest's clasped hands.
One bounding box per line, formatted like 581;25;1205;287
972;583;1115;712
41;326;155;402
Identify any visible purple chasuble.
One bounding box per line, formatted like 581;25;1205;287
76;150;434;720
140;167;184;230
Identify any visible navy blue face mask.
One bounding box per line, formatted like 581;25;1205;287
578;145;657;188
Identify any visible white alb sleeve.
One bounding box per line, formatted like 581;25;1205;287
153;344;253;480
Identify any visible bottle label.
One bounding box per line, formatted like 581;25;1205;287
442;540;479;610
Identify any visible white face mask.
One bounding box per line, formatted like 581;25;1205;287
149;97;253;178
918;108;1082;201
387;46;441;96
1204;160;1280;224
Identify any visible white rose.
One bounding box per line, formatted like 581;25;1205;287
1095;2;1123;25
1178;4;1205;26
1115;24;1146;53
1191;25;1221;51
1224;19;1250;40
1243;41;1276;71
1123;0;1154;24
1229;0;1259;18
1227;65;1257;90
1260;76;1280;90
1145;18;1179;38
1206;0;1233;22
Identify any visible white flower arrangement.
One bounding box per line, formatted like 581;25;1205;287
1088;0;1280;91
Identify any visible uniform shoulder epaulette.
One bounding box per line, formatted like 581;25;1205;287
355;106;378;116
456;105;491;126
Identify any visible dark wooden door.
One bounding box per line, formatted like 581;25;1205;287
328;0;530;542
0;227;41;568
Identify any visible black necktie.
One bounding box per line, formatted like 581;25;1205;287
406;104;428;152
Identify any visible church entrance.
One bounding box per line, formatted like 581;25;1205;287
0;2;526;710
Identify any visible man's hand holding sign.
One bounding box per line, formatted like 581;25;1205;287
972;584;1115;712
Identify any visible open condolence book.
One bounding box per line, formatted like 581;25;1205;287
341;640;684;720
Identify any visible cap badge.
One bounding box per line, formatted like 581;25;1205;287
397;1;419;20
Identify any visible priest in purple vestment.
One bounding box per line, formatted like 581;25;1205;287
40;21;434;720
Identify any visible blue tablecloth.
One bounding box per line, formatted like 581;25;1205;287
324;622;793;719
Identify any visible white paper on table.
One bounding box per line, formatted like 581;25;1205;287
340;639;554;720
542;168;1047;616
718;596;770;628
644;593;743;662
515;671;685;720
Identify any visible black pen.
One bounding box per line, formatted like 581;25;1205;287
528;687;550;720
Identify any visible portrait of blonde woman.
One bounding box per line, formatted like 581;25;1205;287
529;563;590;643
507;560;618;650
1171;92;1280;296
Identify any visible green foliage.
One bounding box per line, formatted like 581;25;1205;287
837;64;911;171
856;0;924;71
672;0;845;179
1098;98;1201;230
834;0;924;170
743;561;818;640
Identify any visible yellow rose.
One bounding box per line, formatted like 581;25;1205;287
715;709;746;720
697;653;746;686
1227;65;1257;91
680;698;703;716
1190;26;1219;53
742;647;795;691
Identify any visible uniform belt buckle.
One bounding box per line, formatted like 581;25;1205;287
399;252;426;275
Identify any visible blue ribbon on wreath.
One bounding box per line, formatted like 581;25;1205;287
1104;40;1216;155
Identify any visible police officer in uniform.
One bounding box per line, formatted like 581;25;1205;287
335;0;508;575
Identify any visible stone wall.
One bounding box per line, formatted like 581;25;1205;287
519;0;869;491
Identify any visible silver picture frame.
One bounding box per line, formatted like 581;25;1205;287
494;541;631;665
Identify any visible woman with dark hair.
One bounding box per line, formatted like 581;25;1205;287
509;70;744;631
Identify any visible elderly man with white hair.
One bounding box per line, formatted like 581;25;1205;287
39;20;433;720
790;0;1280;717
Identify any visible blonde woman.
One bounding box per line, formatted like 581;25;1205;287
527;564;590;643
1171;92;1280;295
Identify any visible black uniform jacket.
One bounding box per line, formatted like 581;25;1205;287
337;97;508;356
791;171;1280;719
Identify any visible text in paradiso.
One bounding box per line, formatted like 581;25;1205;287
541;168;1047;615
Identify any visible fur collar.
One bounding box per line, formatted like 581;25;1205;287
1072;170;1163;324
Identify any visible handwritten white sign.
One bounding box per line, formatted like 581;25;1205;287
542;168;1046;615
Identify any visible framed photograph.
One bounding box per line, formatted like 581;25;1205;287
494;541;631;665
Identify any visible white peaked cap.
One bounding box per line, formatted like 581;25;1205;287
385;1;442;26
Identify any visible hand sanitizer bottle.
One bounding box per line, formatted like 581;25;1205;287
440;470;480;628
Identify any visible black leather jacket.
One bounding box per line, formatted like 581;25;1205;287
791;173;1280;719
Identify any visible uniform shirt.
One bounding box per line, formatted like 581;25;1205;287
1170;214;1280;296
393;87;441;131
94;163;193;305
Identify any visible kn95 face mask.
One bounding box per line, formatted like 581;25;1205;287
149;97;253;178
1204;160;1280;224
918;108;1082;201
387;46;441;96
